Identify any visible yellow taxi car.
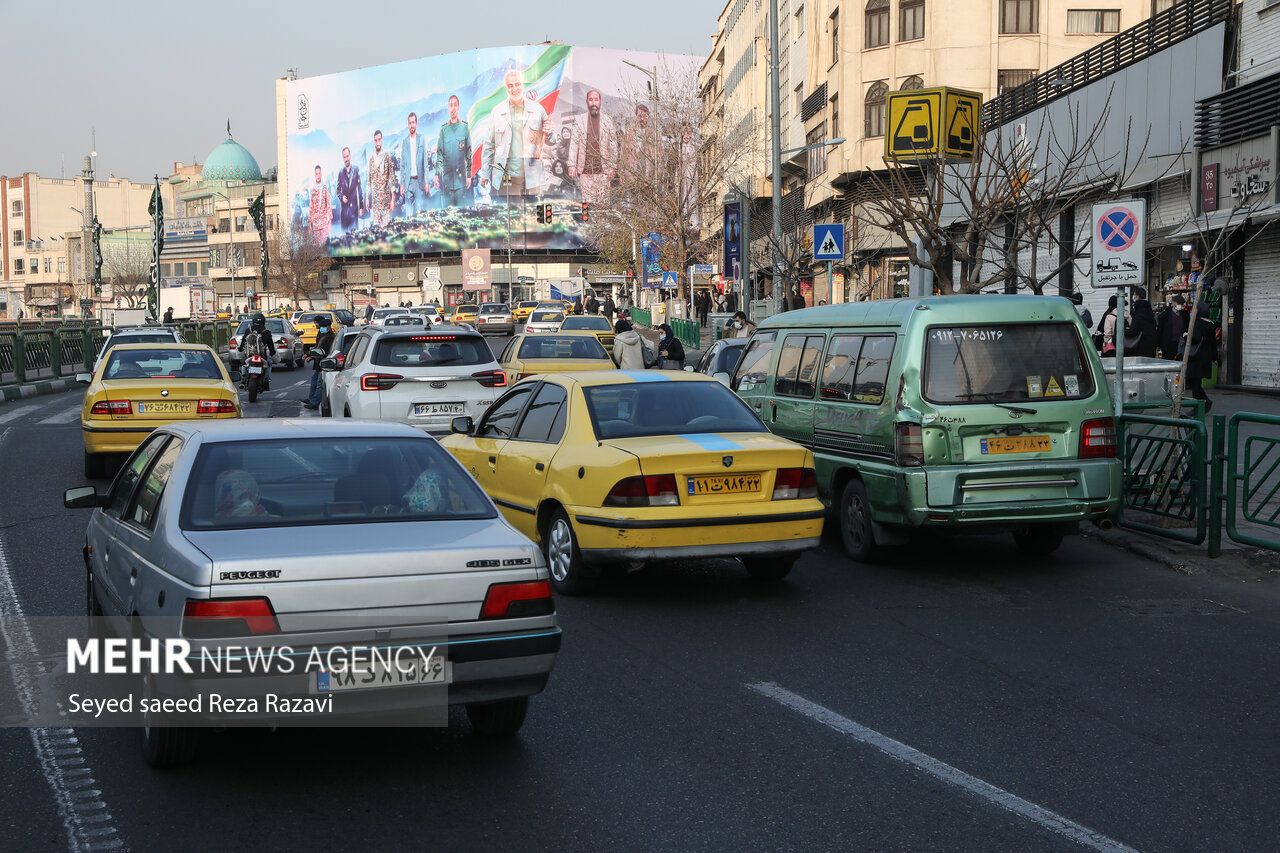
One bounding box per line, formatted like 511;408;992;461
496;333;618;385
441;371;823;594
78;343;241;478
558;315;616;352
292;310;345;345
450;304;480;324
513;301;540;323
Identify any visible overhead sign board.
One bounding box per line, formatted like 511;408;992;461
812;224;845;261
885;86;982;163
461;248;491;292
1090;199;1145;287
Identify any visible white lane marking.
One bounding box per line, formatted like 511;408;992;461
0;428;124;851
748;682;1139;853
39;402;85;424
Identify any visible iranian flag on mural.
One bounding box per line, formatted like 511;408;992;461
467;44;570;175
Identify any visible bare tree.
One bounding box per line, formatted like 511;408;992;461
101;230;151;308
266;221;330;305
582;59;757;302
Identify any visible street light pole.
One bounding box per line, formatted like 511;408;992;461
768;0;785;312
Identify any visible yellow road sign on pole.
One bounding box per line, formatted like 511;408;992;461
885;87;982;163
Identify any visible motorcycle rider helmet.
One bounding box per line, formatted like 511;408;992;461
251;312;266;332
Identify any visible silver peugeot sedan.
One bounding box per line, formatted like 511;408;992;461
64;419;560;766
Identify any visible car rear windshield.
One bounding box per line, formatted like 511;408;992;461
105;333;175;348
235;320;287;335
372;334;492;367
518;335;608;360
560;316;609;330
180;438;496;530
923;323;1096;404
479;304;508;314
103;349;222;380
584;381;765;440
531;311;564;323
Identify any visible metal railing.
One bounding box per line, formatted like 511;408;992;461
1225;413;1280;551
671;317;700;350
1119;413;1208;545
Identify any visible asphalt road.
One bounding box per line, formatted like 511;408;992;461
1;348;1278;852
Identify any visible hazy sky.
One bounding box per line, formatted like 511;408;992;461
0;0;718;182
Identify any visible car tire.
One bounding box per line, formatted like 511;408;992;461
545;509;595;596
83;451;104;480
839;478;879;563
465;696;530;736
1013;526;1064;556
742;554;797;582
140;672;202;767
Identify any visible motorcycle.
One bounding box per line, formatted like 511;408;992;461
242;352;269;403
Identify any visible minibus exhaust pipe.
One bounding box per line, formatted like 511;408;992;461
1092;517;1115;531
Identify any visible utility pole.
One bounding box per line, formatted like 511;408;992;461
768;0;785;312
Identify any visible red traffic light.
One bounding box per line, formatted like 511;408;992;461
580;202;589;222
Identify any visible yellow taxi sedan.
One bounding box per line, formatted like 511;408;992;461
441;371;823;594
496;332;618;385
450;304;480;324
78;343;241;478
558;315;616;351
513;301;539;323
293;310;345;345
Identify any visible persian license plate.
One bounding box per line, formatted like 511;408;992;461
413;402;465;416
136;401;192;414
688;473;762;496
980;435;1052;455
246;365;264;375
315;649;448;693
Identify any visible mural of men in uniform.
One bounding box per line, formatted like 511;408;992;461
308;165;332;246
626;103;655;183
435;95;472;208
568;88;617;205
399;111;428;216
337;146;363;231
480;66;550;199
366;130;395;227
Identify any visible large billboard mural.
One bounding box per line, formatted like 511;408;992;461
284;45;697;258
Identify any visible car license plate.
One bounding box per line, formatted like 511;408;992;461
413;402;465;416
246;365;264;375
136;401;192;414
688;473;762;496
315;650;448;693
980;435;1052;454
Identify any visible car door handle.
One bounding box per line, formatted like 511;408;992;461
488;456;496;464
129;565;138;586
535;462;545;471
769;402;777;422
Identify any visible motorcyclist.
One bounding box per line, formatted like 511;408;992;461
238;312;277;390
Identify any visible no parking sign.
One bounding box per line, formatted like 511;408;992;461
1091;199;1145;287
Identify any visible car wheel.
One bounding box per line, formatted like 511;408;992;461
839;478;879;563
1013;525;1064;556
465;696;530;736
742;554;797;582
544;509;595;595
140;671;201;767
83;451;104;480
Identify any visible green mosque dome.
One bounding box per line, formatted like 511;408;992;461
202;138;262;183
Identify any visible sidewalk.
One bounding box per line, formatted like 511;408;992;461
1;376;78;404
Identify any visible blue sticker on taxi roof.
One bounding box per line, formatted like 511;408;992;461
618;371;671;382
678;434;743;452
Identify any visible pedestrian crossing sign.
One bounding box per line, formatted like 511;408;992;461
662;271;678;288
812;224;845;261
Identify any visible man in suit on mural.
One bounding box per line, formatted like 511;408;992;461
398;112;428;216
336;146;363;231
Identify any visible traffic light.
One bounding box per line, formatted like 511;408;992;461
544;203;554;223
580;202;589;222
536;205;545;224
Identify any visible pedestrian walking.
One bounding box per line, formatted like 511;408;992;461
1126;287;1158;358
602;294;616;320
303;315;335;410
163;307;174;324
1069;291;1093;330
613;308;633;334
613;326;647;369
658;323;685;369
1184;302;1219;412
1157;295;1187;359
572;296;583;315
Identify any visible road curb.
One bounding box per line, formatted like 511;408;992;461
0;378;74;404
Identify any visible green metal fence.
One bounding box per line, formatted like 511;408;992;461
1119;413;1208;545
1225;412;1280;551
629;308;653;328
671;317;699;350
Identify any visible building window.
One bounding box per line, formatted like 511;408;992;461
201;262;209;276
900;0;925;41
218;218;230;233
235;216;248;232
187;262;198;276
160;263;171;278
795;5;805;35
807;123;828;176
865;0;890;48
900;75;924;90
865;82;888;138
998;69;1037;93
13;260;23;275
795;84;804;118
58;257;66;275
1152;0;1174;13
1067;9;1120;33
44;258;51;274
12;229;23;246
10;200;22;217
1001;0;1038;33
830;9;840;65
831;93;840;137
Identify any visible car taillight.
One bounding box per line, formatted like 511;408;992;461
197;399;238;414
772;468;818;500
472;370;507;387
182;598;279;638
518;373;536;380
1079;417;1117;459
361;373;403;391
229;337;238;349
89;400;131;415
480;580;555;619
278;337;288;347
604;474;680;507
895;422;924;467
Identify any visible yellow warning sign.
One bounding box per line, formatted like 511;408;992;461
885;87;982;163
1044;377;1065;397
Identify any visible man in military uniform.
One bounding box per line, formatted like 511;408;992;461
435;95;473;209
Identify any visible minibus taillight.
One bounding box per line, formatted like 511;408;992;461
895;423;924;467
1079;417;1117;458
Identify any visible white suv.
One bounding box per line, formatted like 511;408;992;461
325;328;505;433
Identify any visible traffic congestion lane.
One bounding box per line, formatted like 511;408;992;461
2;372;1280;850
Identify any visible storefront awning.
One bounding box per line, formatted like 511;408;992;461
1168;209;1252;241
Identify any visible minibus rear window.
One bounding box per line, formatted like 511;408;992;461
923;323;1095;404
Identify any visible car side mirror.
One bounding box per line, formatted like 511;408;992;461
64;486;108;509
451;415;475;435
76;373;93;385
682;365;695;372
308;347;327;360
712;371;731;386
320;357;339;371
